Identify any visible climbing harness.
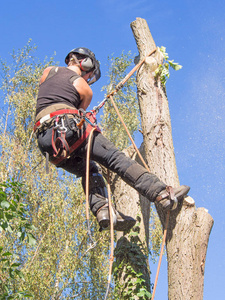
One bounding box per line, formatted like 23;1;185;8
52;116;70;159
34;108;101;167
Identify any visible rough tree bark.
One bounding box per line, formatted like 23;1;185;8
129;18;214;300
108;144;152;296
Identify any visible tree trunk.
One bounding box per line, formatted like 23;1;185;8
130;17;214;300
107;144;152;297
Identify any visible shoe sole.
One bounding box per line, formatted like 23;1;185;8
99;218;136;232
175;185;190;201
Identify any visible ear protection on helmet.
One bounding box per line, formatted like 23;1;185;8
80;57;94;72
65;47;101;85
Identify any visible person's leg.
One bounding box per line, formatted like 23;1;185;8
85;132;166;201
37;122;166;203
59;156;136;231
37;125;136;231
37;124;189;229
60;156;107;215
81;131;190;210
37;126;105;215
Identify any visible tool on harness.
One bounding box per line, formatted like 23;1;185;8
34;108;100;172
54;116;67;133
52;116;70;159
34;108;97;133
50;110;100;166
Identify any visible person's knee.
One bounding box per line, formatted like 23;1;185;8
122;163;148;187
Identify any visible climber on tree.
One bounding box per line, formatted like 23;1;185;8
34;47;190;232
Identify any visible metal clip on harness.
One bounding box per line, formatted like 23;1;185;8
52;116;70;159
55;116;67;133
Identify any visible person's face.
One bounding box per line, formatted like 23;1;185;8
82;71;93;82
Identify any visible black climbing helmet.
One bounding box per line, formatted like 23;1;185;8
65;47;101;85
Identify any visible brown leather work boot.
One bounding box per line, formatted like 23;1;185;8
96;203;136;232
155;185;190;211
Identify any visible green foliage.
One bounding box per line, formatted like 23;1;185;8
149;207;163;262
101;51;140;149
113;221;151;300
0;41;112;299
0;179;35;298
0;179;36;242
155;46;182;86
0;42;165;299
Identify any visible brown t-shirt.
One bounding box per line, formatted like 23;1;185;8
36;67;81;116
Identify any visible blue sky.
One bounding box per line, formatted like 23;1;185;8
0;0;224;299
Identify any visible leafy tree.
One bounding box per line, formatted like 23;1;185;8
0;179;35;299
0;39;169;300
0;41;113;299
101;51;140;150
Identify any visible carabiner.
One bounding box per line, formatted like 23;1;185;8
54;116;67;133
57;118;67;133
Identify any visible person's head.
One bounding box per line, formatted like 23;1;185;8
65;47;101;85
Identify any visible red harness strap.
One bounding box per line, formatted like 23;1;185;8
50;122;98;166
51;129;70;159
34;108;80;132
34;108;100;166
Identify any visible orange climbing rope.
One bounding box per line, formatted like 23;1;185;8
109;95;149;171
109;93;170;300
85;127;115;300
152;211;170;300
85;127;97;244
103;170;115;300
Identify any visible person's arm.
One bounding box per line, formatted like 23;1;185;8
73;77;93;110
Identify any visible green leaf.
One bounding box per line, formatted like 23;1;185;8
20;231;25;241
11;262;21;267
2;251;13;256
0;258;10;262
0;191;7;201
174;64;182;71
27;233;36;246
155;46;182;85
25;223;36;230
1;200;10;209
5;213;14;220
15;269;25;280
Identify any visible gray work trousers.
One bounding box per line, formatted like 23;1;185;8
37;121;166;215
